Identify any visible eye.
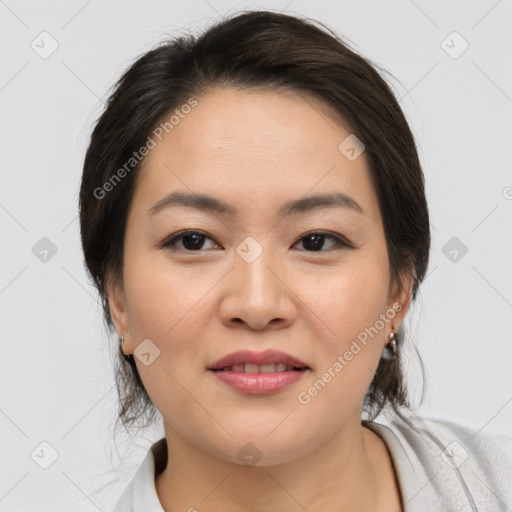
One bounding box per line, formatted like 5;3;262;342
292;231;351;252
159;230;352;253
160;230;220;252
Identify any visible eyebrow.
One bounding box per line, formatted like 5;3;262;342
147;191;364;218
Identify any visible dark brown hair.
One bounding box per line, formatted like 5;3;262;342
79;10;430;433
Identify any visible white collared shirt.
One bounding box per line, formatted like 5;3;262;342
113;411;512;511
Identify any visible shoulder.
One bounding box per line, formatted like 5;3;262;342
368;409;512;511
112;484;132;512
393;412;512;473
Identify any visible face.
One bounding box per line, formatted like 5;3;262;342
108;87;412;466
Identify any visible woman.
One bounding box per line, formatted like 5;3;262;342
79;10;512;512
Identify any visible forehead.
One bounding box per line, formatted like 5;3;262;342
132;86;377;220
150;86;356;164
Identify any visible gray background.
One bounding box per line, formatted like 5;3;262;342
1;0;511;510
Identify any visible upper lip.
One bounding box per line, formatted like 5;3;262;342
208;349;310;370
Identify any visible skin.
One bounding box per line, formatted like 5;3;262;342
108;86;413;512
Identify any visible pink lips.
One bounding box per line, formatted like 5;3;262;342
208;349;310;395
208;349;309;371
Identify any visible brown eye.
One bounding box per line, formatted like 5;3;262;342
161;230;220;251
293;232;351;252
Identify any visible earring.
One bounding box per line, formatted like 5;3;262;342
119;336;133;363
119;336;133;364
382;330;398;361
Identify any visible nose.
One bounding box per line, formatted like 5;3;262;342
218;245;298;331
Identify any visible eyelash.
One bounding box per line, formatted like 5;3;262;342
159;230;353;253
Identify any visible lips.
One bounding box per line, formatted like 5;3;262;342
216;362;305;373
208;349;310;372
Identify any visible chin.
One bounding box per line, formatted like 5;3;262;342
203;433;312;469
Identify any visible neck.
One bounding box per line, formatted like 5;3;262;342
154;414;401;512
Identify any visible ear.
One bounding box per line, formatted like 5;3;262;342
387;266;414;331
105;272;131;354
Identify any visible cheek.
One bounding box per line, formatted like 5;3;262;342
306;255;390;342
123;243;214;338
121;251;215;419
300;254;390;400
121;246;226;397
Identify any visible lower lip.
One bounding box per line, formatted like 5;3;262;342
209;369;308;394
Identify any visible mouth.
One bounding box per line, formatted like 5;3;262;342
210;363;309;373
207;350;311;394
208;349;311;373
208;365;310;395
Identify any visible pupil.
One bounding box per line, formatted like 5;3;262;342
183;234;204;250
303;234;324;251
